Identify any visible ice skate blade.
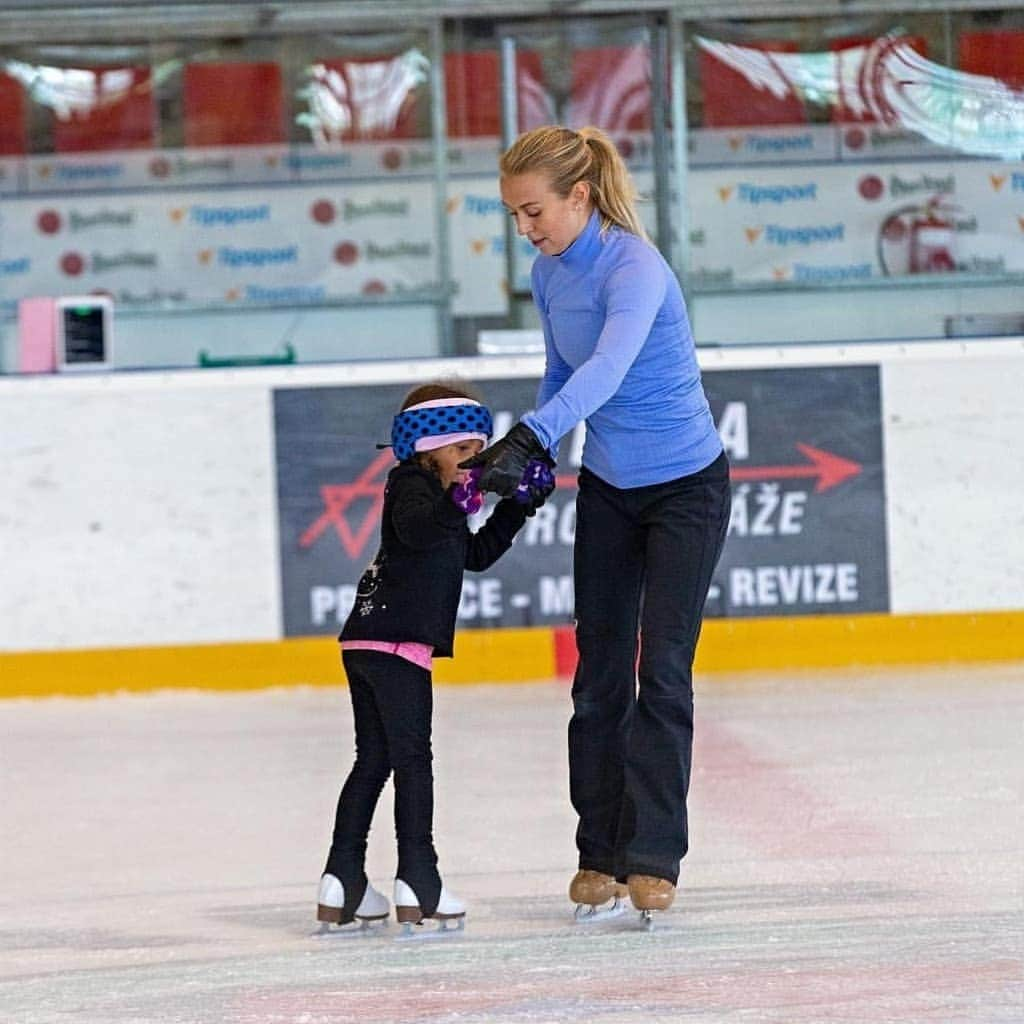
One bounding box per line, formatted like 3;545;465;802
312;916;389;939
395;916;465;942
573;897;627;925
638;909;657;932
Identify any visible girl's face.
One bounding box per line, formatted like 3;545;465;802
425;438;485;489
501;172;591;256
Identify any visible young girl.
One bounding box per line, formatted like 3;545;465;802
316;381;553;933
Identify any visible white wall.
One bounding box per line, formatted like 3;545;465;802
883;350;1024;613
1;341;1022;653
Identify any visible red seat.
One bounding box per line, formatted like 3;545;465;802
445;51;502;138
444;49;548;137
699;40;806;128
52;66;155;152
183;62;285;147
0;72;26;155
830;35;928;123
959;30;1024;90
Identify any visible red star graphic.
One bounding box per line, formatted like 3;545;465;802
299;450;393;558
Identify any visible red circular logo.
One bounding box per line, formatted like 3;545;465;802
333;241;359;265
37;209;62;234
149;157;171;178
858;175;884;201
362;279;387;295
844;127;867;150
60;252;85;276
382;149;402;171
311;199;336;225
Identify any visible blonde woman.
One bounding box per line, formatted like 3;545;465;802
463;125;730;922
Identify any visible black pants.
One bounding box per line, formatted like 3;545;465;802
569;452;731;885
325;649;441;917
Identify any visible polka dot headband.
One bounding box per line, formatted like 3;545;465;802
390;397;493;462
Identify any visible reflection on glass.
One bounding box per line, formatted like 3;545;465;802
568;44;650;130
694;33;1024;158
694;38;836;113
297;49;429;144
3;59;137;119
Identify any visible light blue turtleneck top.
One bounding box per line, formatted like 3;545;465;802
521;211;722;489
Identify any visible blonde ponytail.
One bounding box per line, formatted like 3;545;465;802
576;127;646;239
500;125;647;240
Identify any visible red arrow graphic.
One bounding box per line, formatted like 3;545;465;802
555;444;860;494
299;449;392;557
302;441;858;559
730;443;861;493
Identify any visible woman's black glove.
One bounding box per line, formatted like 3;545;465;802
459;422;548;497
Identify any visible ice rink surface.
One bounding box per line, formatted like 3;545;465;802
2;663;1021;1024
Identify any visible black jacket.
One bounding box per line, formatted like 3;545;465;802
339;462;528;658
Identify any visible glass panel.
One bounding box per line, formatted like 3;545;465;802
0;30;445;368
683;12;1024;305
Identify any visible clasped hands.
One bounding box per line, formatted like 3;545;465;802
451;423;556;515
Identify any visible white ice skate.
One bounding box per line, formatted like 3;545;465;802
570;870;628;924
315;874;390;935
393;878;466;939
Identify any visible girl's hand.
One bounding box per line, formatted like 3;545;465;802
450;468;484;515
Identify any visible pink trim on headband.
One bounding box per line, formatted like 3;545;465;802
405;396;481;412
415;431;488;453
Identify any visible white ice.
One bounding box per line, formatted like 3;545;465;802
2;664;1022;1023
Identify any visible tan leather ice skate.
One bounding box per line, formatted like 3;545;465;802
569;869;616;906
627;874;676;911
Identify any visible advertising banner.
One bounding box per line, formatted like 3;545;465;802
705;365;888;618
273;364;888;637
686;161;1024;286
2;122;1022;325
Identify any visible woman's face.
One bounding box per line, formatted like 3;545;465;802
501;172;591;256
426;439;484;490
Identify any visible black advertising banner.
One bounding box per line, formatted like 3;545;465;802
274;365;887;637
704;365;888;618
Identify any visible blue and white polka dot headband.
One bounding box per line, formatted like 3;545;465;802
390;397;493;462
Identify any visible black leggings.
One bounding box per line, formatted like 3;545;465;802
325;649;441;917
569;452;731;884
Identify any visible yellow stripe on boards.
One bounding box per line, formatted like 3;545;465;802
0;612;1021;699
0;638;343;699
695;611;1024;671
0;628;556;698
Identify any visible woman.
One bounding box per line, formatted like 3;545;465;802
462;125;731;917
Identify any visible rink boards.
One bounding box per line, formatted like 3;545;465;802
2;338;1023;696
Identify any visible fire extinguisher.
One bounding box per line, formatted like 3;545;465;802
909;198;956;273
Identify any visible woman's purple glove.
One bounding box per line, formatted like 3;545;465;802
451;468;484;515
514;459;556;513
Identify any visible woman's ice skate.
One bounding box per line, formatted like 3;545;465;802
393;879;466;938
315;874;390;935
627;874;675;931
570;869;628;923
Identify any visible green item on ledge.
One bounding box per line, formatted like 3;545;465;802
198;344;296;368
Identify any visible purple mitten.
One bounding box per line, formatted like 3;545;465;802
451;467;484;515
514;459;556;506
